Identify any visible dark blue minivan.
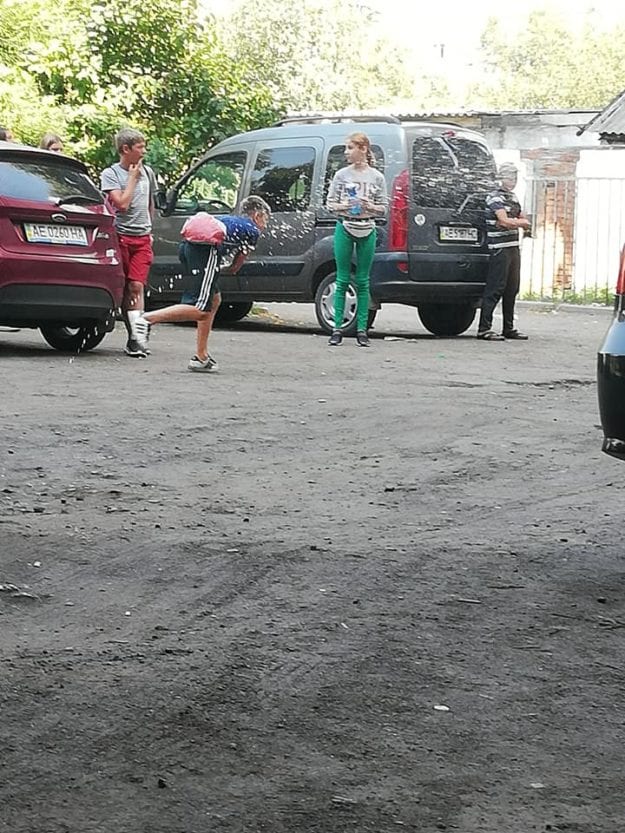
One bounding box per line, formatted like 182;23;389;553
149;115;497;336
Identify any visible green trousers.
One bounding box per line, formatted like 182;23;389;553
333;222;376;332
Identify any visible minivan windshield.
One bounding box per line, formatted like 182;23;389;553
0;155;103;204
411;134;496;210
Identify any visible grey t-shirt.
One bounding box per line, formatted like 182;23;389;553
326;165;388;237
100;162;156;236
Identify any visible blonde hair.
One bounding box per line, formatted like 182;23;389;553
347;132;375;166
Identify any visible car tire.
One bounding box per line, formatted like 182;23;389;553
417;302;476;337
314;272;377;335
39;325;107;353
215;301;253;324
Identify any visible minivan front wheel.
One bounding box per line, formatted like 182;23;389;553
314;272;377;335
40;325;107;353
417;302;476;337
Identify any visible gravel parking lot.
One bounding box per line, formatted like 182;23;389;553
1;303;623;833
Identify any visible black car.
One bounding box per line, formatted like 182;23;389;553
597;248;625;459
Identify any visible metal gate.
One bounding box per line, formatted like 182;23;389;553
521;175;625;304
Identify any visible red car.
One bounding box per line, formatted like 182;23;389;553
0;141;124;352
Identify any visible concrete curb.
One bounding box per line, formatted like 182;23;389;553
518;300;612;315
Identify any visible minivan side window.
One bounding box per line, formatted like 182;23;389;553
412;136;495;210
323;144;385;202
175;151;246;214
250;146;315;212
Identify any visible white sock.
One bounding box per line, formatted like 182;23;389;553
127;309;143;339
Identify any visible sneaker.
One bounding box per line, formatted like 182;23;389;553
328;330;343;346
188;354;218;372
356;331;370;347
134;316;151;351
124;339;147;358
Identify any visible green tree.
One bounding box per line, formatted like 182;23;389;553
2;0;279;176
221;0;413;112
473;10;625;109
0;65;69;146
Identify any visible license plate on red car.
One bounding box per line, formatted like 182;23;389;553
23;223;88;246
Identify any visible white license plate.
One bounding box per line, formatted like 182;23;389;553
24;223;88;246
439;226;478;243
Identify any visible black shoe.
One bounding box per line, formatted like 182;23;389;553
356;331;370;347
328;330;343;346
124;338;147;358
503;329;529;340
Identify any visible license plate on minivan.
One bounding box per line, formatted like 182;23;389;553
439;226;478;243
23;223;88;246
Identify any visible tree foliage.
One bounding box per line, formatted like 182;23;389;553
221;0;413;112
0;0;279;176
3;0;625;183
473;10;625;109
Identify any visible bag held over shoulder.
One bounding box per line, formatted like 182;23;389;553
181;212;227;245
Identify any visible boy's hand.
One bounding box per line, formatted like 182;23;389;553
128;162;143;180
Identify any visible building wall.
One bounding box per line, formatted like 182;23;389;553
479;112;600;151
423;110;601;150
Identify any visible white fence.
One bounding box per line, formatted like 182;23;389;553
520;173;625;304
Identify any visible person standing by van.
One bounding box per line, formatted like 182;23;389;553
326;132;387;347
101;128;157;358
477;162;530;341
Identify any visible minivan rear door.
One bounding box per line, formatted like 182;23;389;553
407;128;495;282
236;139;322;297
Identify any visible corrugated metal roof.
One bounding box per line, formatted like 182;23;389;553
397;108;598;119
578;89;625;135
285;108;598;122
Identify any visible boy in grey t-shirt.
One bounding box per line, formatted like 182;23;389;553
101;128;157;358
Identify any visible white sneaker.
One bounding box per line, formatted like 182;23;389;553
134;316;151;352
188;354;218;372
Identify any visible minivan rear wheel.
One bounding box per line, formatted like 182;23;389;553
40;325;107;353
417;302;476;337
215;301;253;324
314;272;377;335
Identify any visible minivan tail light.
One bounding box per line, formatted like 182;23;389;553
389;169;409;251
617;246;625;295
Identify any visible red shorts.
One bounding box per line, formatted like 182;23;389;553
118;234;154;285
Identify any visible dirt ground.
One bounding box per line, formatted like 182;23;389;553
1;304;623;833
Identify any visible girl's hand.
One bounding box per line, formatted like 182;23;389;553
359;197;377;211
329;202;351;213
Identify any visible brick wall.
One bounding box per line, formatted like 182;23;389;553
521;149;580;292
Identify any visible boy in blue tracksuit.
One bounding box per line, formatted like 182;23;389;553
135;196;270;372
